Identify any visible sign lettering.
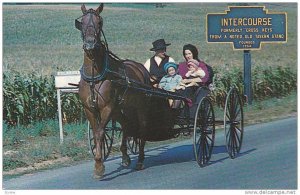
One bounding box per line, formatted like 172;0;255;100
206;6;287;50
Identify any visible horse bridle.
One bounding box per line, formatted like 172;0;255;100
75;9;104;52
75;7;131;106
75;9;110;82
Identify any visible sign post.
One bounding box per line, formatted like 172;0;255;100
243;50;252;104
206;6;287;104
55;71;81;143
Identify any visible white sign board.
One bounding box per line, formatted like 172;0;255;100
55;71;80;89
55;71;81;143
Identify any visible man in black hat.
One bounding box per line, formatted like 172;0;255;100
144;39;175;86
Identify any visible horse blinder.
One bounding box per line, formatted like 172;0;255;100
75;19;82;31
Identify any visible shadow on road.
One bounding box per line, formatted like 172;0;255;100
210;146;256;165
101;143;256;180
101;166;136;181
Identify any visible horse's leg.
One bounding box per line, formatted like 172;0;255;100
135;108;147;170
86;105;112;179
85;109;105;178
96;106;114;177
136;139;146;170
120;132;131;167
114;110;131;167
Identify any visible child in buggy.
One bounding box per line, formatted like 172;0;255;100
176;59;207;90
158;62;182;107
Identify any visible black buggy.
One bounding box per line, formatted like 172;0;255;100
87;78;244;167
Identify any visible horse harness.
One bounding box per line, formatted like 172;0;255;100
75;10;132;112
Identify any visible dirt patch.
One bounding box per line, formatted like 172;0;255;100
3;157;71;176
4;150;19;156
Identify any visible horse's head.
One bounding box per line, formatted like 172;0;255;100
75;4;104;52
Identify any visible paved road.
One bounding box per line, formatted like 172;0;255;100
3;117;297;190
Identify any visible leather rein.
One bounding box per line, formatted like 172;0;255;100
75;10;132;108
75;10;111;83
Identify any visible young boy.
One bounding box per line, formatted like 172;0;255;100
158;62;182;92
158;62;182;107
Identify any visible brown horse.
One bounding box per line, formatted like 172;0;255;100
76;4;175;179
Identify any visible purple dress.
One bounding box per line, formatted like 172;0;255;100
178;60;209;84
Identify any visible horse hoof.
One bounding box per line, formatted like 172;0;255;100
94;164;105;179
135;163;144;171
121;155;131;167
93;173;104;180
93;169;105;179
121;161;131;167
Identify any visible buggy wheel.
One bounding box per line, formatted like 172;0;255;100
224;87;244;159
88;120;115;160
193;97;215;167
127;137;140;155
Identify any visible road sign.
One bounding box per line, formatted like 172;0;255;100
206;6;287;104
207;6;287;50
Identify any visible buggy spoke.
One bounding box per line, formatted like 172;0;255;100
235;126;242;133
233;126;241;145
193;97;215;167
233;108;241;121
87;121;115;161
224;87;244;159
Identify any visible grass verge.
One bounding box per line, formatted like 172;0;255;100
2;91;297;179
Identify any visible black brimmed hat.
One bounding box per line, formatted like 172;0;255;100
150;39;171;51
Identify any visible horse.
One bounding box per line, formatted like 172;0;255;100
76;4;175;179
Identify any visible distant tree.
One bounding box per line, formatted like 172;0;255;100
155;3;166;8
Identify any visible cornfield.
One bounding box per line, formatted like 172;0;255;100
3;72;83;126
3;65;297;126
211;65;297;107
